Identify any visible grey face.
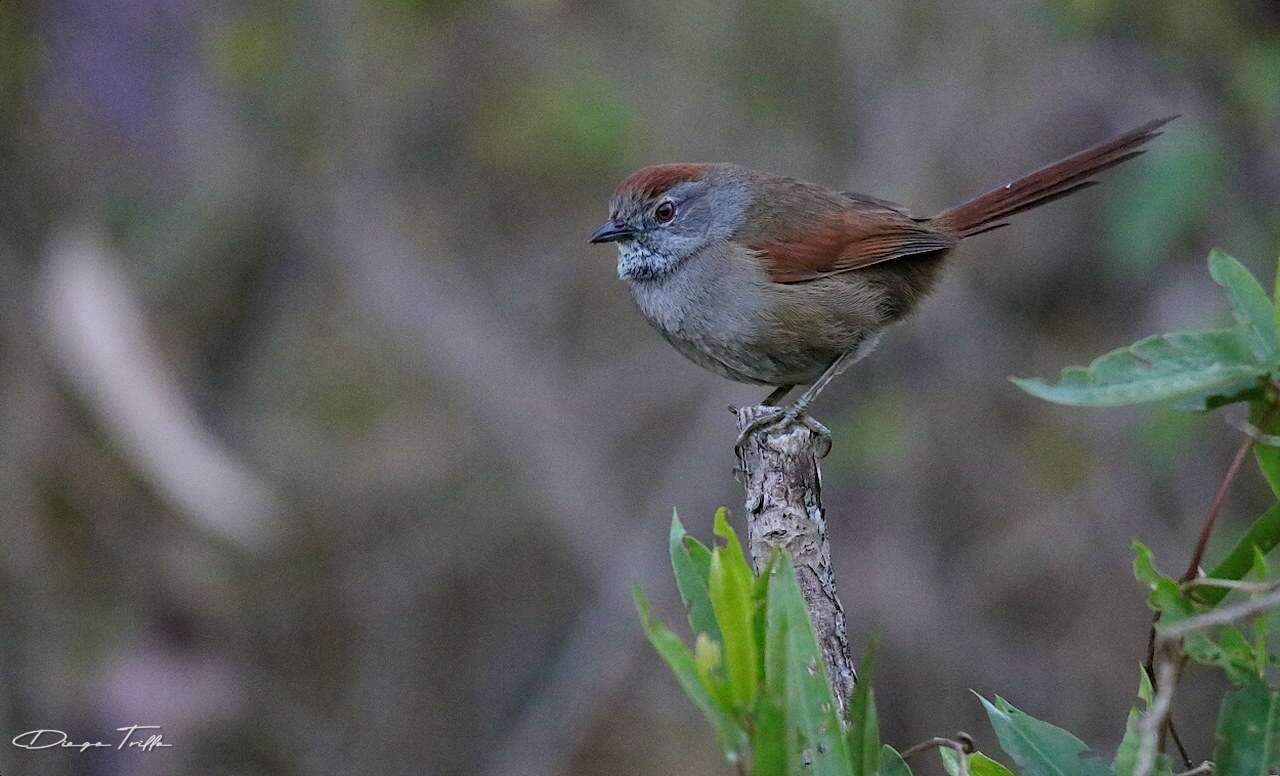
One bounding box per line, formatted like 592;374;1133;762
592;169;752;283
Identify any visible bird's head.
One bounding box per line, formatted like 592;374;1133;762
590;163;752;282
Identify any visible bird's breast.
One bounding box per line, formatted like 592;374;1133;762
625;244;791;385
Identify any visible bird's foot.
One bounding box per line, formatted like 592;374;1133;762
734;405;831;457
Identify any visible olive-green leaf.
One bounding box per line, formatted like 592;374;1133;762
1013;327;1271;407
693;633;737;714
1133;543;1195;623
1209;249;1279;361
713;507;754;584
1183;625;1260;685
848;640;881;776
754;559;790;776
878;745;913;776
1132;542;1169;587
1138;664;1154;706
1115;665;1173;776
1250;398;1280;498
752;682;788;776
765;556;852;775
1213;682;1280;776
1170;377;1265;413
1114;706;1174;776
669;511;721;644
1273;253;1280;330
979;694;1112;776
709;547;758;710
941;749;1016;776
635;588;747;760
1200;504;1280;606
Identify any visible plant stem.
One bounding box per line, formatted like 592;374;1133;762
901;734;974;776
1141;431;1257;768
1181;435;1255;583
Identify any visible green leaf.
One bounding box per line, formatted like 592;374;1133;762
1248;546;1271;673
942;749;1016;776
848;640;881;776
1222;626;1263;683
1273;253;1280;331
1250;398;1280;498
1184;625;1259;685
1138;663;1154;706
1134;543;1195;623
764;556;852;775
709;547;759;710
1132;542;1168;586
693;633;737;713
1115;666;1172;776
713;507;753;579
877;745;913;776
635;587;747;760
1209;249;1280;361
1170;377;1265;412
1013;327;1272;407
1249;543;1272;583
669;511;721;644
756;559;800;776
1200;504;1280;606
753;552;777;684
1114;706;1173;776
979;694;1112;776
1213;682;1280;776
753;686;788;776
712;507;764;705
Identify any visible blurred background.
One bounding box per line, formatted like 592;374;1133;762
1;1;1279;774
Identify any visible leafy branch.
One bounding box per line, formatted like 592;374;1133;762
640;249;1280;776
1016;249;1280;776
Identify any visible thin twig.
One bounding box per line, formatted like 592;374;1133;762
1141;426;1261;768
1134;583;1280;776
901;734;974;776
1160;584;1280;640
1226;410;1280;447
1181;435;1255;583
1180;578;1277;593
1137;647;1183;776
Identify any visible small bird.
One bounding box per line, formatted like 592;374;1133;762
590;117;1173;443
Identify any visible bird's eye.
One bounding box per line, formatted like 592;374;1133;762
654;201;676;223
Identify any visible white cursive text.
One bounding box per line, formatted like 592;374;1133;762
11;725;172;752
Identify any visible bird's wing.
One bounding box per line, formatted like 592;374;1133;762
741;183;956;284
840;190;918;218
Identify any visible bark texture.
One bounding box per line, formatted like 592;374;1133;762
735;406;855;714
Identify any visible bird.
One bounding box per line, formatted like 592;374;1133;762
589;117;1174;445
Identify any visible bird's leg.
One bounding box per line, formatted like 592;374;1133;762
785;348;860;418
735;374;841;451
735;334;881;452
729;383;793;415
762;384;795;406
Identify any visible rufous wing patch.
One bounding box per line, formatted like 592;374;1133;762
748;206;957;284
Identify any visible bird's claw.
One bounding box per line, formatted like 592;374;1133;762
735;407;832;457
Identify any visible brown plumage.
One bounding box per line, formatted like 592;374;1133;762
591;117;1175;428
739;116;1174;284
615;164;709;200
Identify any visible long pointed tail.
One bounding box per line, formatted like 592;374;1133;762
930;116;1176;239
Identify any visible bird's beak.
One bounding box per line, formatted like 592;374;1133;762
588;220;635;244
